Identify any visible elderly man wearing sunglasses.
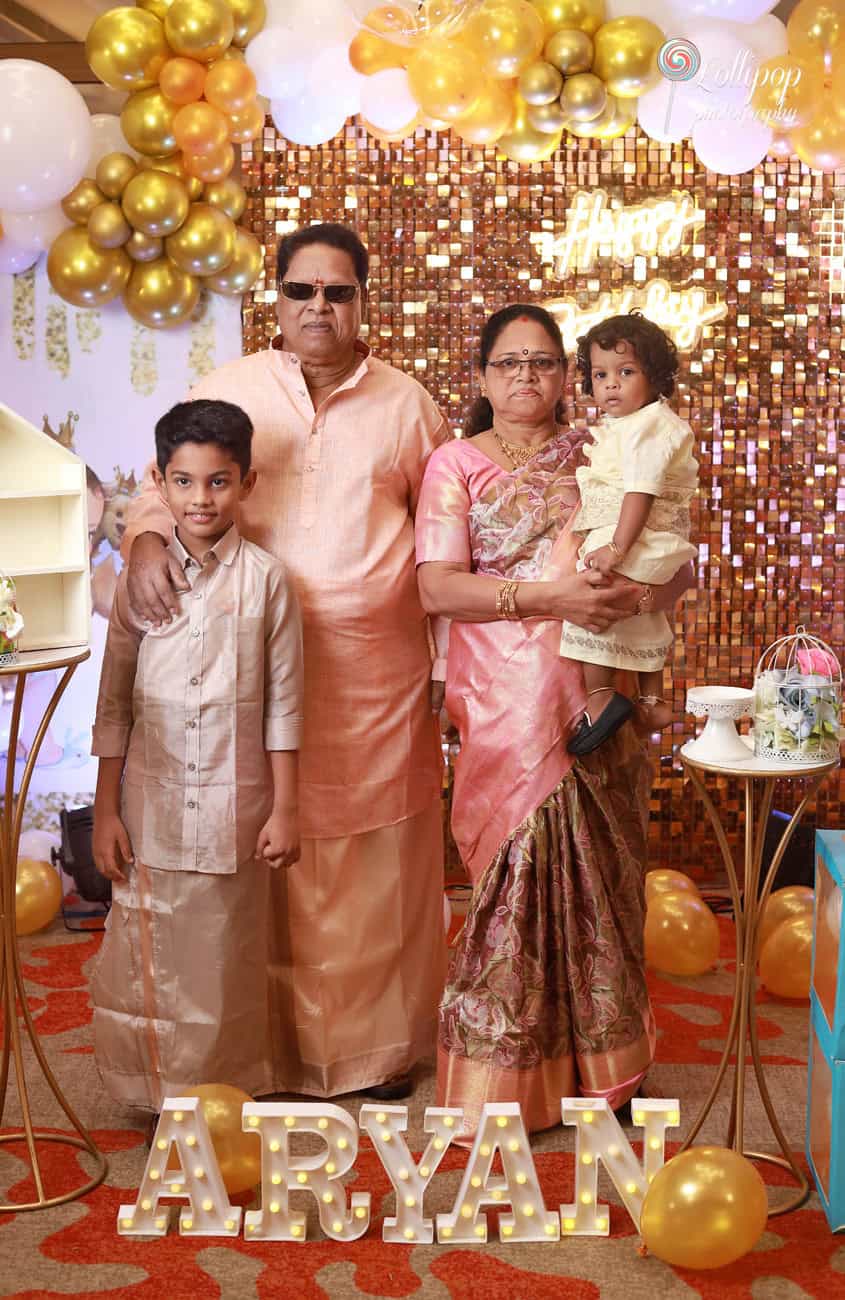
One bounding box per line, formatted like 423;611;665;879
121;222;449;1103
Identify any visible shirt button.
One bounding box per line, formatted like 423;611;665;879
187;800;196;809
191;628;200;637
187;720;197;729
190;676;199;685
187;762;196;772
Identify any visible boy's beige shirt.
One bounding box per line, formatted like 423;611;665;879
92;524;304;873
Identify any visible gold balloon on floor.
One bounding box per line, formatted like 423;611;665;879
47;226;131;308
174;102;230;155
787;0;845;66
454;79;516;143
759;884;815;950
96;152;139;200
124;255;200;327
121;87;180;156
85;6;169;91
530;0;604;35
159;56;208;105
203;176;247;221
750;55;820;130
15;859;63;936
518;59;563;104
644;890;720;976
126;230;164;262
641;1147;768;1270
164;0;235;63
62;178;105;225
88;201;132;249
122;170;191;236
139;153;204;200
408;38;485;120
227;101;266;144
561;71;607;121
593;16;663;98
759;914;814;998
544;28;593;75
497;93;562;161
791;107;845;170
645;868;700;902
182;1084;261;1194
204;57;257;114
165;202;236;275
228;0;267;47
205;227;263;294
464;0;545;79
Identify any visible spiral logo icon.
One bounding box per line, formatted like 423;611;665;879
658;38;701;83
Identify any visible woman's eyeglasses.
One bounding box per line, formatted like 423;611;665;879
280;280;360;304
486;355;562;373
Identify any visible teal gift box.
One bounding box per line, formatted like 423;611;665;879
807;831;845;1229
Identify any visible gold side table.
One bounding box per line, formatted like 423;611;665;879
0;648;108;1212
679;741;837;1216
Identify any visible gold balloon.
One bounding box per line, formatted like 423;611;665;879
47;226;131;308
205;227;263;294
165;202;236;276
791;106;845;170
204;57;257;114
529;0;604;36
159;56;208;105
124;255;200;328
641;1147;768;1270
126;229;164;262
454;79;516;144
645;868;700;902
181;1085;261;1194
518;59;563;104
527;97;567;132
751;55;821;130
360;113;421;143
408;38;485;121
184;141;236;183
122;170;191;236
561;71;607;122
464;0;545;80
593;16;663;98
174;101;230;155
95;152;139;200
787;0;845;66
566;92;636;138
768;132;794;159
121;87;180;157
138;0;175;17
644;890;720;976
367;2;422;42
62;178;105;225
88;201;132;249
349;30;410;75
228;0;266;47
203;176;247;221
544;28;593;75
15;858;63;936
497;93;562;161
759;884;815;950
139;153;203;200
164;0;235;63
85;6;169;91
227;102;265;144
759;914;814;998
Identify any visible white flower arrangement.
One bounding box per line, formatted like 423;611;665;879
753;630;842;763
0;574;23;659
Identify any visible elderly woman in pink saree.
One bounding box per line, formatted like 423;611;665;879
416;305;689;1138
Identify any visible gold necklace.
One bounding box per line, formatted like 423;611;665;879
492;426;557;469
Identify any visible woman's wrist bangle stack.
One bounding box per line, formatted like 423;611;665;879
496;580;521;620
608;539;625;560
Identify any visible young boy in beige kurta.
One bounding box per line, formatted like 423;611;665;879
91;399;303;1111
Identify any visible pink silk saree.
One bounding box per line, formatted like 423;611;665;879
415;433;656;1136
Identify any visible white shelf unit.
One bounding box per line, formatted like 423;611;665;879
0;402;90;652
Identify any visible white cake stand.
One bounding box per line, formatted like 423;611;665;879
685;685;755;765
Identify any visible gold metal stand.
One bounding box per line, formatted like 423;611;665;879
0;648;108;1212
679;742;837;1216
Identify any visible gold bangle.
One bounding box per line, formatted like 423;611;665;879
496;580;520;620
608;540;625;561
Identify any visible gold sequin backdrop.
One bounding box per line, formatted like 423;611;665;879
241;122;845;877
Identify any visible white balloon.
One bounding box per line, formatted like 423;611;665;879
745;14;788;59
638;78;698;142
18;829;60;863
247;27;315;100
692;113;772;172
308;44;365;117
0;61;92;213
683;0;776;20
271;94;349;146
360;68;417;132
0;236;39;275
85;114;138;178
1;204;69;254
606;0;680;27
272;0;359;43
682;21;760;119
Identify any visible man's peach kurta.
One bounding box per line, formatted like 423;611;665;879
123;339;450;1095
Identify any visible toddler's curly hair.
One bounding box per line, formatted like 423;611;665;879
576;311;678;398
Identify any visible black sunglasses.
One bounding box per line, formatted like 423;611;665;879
280;280;360;304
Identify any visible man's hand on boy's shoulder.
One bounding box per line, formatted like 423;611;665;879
255;808;301;870
127;532;190;625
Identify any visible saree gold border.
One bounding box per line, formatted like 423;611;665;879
679;751;837;1218
0;651;108;1213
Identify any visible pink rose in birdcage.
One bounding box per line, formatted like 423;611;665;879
796;646;840;679
0;575;24;664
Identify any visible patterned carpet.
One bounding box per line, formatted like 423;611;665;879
1;911;842;1300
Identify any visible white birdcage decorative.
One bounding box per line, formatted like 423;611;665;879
753;628;842;764
0;572;23;666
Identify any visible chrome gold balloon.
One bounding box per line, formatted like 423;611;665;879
121;87;180;156
123;255;201;328
529;0;604;36
88;201;132;249
47;226;131;307
126;229;164;262
139;153;204;200
228;0;267;47
165;202;236;276
527;97;568;133
566;92;636;138
95;152;139;200
518;59;563;105
122;169;191;237
164;0;235;64
592;15;663;99
560;71;607;122
62;178;105;225
85;6;169;91
203;176;247;222
205;228;263;294
544;28;593;76
497;93;562;161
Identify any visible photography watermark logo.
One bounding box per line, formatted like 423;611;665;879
658;39;701;84
657;36;803;135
